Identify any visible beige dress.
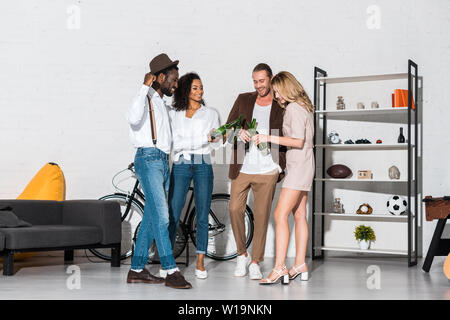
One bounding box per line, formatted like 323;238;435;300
282;102;315;191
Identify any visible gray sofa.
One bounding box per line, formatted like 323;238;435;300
0;233;4;251
0;199;121;276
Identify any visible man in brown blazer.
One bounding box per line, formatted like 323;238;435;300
226;63;286;280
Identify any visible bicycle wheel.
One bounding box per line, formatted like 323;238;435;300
133;222;187;263
188;194;254;260
89;193;144;260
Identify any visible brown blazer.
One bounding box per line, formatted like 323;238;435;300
226;91;287;181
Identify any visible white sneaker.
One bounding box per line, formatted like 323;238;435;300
159;269;167;279
234;254;250;277
249;263;263;280
195;268;208;279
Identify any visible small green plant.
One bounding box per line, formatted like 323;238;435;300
354;225;376;241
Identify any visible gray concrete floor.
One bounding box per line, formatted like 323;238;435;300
0;253;448;300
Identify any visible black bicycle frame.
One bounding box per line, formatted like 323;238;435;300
122;179;145;221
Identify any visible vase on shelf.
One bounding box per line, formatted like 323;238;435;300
336;96;345;110
333;198;344;213
358;240;370;250
397;127;405;143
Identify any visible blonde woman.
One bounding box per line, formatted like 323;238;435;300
252;71;315;285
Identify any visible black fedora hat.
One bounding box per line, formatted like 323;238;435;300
149;53;179;74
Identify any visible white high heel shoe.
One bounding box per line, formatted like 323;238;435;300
195;268;208;279
289;263;309;281
259;266;289;285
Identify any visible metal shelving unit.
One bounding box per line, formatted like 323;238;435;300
314;212;412;221
315;246;408;256
311;60;419;266
315;144;413;150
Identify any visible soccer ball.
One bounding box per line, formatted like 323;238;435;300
386;195;408;215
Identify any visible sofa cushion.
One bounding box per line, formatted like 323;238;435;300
0;225;102;250
0;207;32;228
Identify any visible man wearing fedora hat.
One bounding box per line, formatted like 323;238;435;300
126;53;192;289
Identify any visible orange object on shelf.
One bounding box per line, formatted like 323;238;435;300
392;89;415;110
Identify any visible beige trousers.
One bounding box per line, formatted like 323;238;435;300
229;170;279;263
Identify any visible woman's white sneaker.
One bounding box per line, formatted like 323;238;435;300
249;263;263;280
195;269;208;279
234;254;250;277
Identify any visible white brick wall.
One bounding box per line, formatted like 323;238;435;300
1;0;449;258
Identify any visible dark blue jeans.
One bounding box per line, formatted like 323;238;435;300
131;147;177;270
168;154;214;254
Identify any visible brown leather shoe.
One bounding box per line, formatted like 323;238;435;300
127;268;165;284
165;271;192;289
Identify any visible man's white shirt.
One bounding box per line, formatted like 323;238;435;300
126;85;172;154
240;103;281;174
126;84;223;158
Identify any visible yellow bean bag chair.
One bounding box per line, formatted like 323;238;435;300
17;162;66;201
4;163;66;261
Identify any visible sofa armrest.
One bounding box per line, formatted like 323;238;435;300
62;200;121;245
0;232;5;251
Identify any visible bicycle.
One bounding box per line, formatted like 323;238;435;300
90;163;254;264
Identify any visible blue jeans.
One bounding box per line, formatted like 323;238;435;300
168;154;214;254
131;147;177;270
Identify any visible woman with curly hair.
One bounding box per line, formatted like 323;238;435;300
166;72;221;279
253;71;315;285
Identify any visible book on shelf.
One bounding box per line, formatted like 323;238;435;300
392;89;415;109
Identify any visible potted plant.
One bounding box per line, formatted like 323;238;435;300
354;225;376;250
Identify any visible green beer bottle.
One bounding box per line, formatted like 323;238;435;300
210;114;243;140
247;118;269;155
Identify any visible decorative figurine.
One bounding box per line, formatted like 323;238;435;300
398;127;405;143
386;195;407;215
357;170;373;179
357;102;365;109
389;165;400;180
355;139;371;144
356;203;373;215
333;198;344;214
371;101;379;109
336;96;345;110
327;130;341;144
344;139;354;144
376;139;382;144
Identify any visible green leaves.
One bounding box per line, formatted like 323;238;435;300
354;225;376;241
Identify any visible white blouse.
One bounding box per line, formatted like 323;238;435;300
169;105;222;162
